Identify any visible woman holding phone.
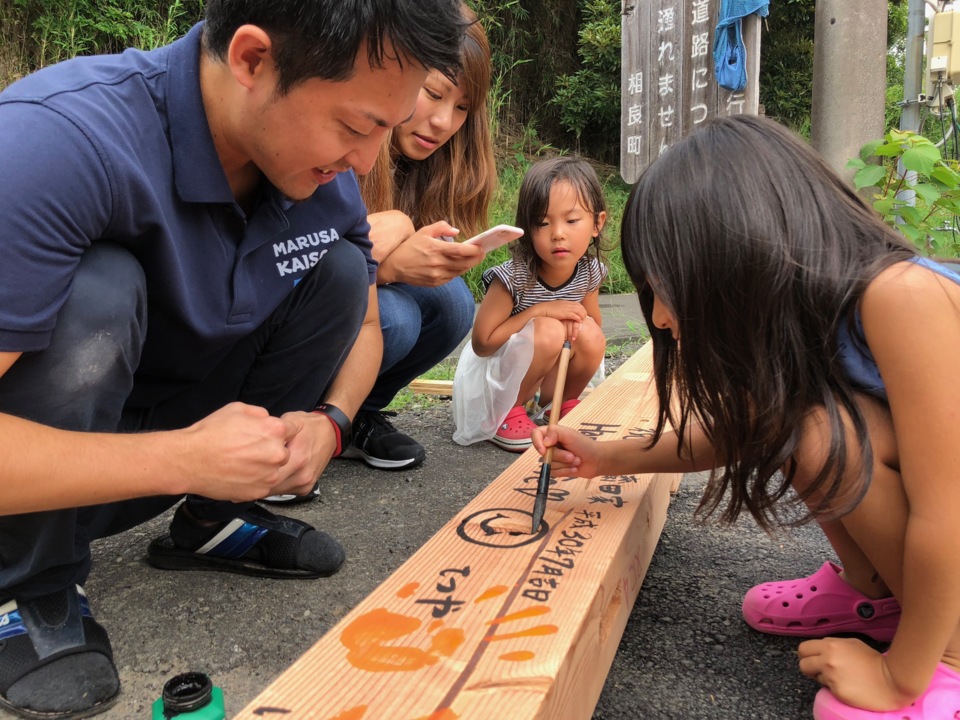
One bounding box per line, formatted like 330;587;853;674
266;4;496;498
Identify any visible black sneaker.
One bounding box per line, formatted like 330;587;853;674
261;480;320;505
339;410;426;470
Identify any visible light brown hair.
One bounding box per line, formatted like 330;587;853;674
358;3;496;237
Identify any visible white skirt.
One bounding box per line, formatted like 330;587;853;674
452;319;536;445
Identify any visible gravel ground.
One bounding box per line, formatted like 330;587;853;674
2;341;839;719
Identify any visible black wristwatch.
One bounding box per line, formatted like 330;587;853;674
312;403;353;457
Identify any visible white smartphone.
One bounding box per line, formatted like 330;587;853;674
462;224;523;253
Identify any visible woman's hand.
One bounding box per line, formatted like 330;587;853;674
377;220;484;286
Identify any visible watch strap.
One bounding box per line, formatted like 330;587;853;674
312;403;352;457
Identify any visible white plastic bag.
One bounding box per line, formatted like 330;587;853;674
452;319;536;445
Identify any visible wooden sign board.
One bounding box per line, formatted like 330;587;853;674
621;0;762;183
236;342;679;720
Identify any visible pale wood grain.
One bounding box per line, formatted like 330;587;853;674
236;342;677;720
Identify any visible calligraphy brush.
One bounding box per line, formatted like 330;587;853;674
531;340;572;533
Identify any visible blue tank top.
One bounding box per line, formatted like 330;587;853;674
837;257;960;400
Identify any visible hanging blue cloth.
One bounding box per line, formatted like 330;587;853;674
713;0;770;92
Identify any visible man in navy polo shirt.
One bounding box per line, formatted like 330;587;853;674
0;0;465;717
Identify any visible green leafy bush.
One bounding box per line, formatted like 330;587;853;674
848;129;960;257
549;0;620;160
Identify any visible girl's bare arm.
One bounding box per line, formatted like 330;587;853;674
532;421;718;479
859;261;960;702
471;280;588;356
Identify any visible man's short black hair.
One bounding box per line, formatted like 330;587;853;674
203;0;465;93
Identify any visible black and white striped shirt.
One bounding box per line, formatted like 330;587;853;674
482;257;607;316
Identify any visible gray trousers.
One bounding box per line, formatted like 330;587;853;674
0;241;368;600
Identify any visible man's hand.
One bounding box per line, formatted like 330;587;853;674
178;405;342;502
377;220;484;286
177;403;298;501
274;410;340;496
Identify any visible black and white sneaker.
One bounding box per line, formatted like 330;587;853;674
339;410;426;470
262;481;320;505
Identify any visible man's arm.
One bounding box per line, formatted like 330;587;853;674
368;210;415;266
320;283;382;418
1;347;301;514
0;351;20;377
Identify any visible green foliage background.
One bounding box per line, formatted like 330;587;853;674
2;0;201;69
0;1;922;288
1;1;913;161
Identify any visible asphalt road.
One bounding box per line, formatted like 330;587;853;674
33;417;835;720
1;298;839;719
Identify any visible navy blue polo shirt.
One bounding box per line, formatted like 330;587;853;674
0;23;375;391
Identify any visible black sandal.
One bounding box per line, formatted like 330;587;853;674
0;586;119;719
146;503;345;579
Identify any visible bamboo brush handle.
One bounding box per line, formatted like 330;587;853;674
543;342;572;464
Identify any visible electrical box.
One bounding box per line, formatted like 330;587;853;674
929;10;960;89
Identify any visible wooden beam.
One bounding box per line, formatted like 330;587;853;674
407;379;454;396
236;342;677;720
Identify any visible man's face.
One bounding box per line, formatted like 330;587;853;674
242;50;427;201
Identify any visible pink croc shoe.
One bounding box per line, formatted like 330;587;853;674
813;662;960;719
742;562;901;643
489;405;536;453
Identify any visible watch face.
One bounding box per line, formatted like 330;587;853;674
313;404;352;456
316;404;351;434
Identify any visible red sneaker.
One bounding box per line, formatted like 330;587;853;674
489;405;536;452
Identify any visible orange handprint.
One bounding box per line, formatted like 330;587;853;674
341;607;465;672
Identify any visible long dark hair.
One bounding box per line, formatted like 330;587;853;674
621;114;915;530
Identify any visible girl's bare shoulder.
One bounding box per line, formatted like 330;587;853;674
860;262;960;377
863;260;960;319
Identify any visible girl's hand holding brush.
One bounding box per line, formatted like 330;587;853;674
531;425;601;478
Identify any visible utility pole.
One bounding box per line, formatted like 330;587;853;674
901;0;927;134
896;0;927;208
810;1;888;178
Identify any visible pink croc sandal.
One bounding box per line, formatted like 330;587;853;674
742;562;901;643
559;398;580;419
813;662;960;719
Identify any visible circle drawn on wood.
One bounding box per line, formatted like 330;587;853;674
456;508;549;548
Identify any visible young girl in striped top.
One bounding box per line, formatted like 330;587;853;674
453;156;608;452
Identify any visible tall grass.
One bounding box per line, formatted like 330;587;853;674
4;0;201;85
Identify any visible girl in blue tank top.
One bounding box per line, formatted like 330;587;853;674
531;115;960;720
